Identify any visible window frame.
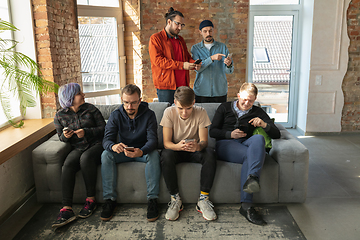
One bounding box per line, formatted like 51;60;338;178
248;3;302;128
77;3;126;101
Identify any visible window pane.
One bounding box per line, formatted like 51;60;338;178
0;0;21;127
252;16;294;123
86;94;121;105
254;47;270;63
0;0;10;22
78;17;120;94
77;0;120;7
250;0;299;5
0;79;21;126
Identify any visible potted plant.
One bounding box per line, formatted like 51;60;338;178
0;19;58;128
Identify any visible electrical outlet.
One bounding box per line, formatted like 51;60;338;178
315;75;322;85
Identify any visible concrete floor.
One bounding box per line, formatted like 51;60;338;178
286;130;360;240
1;131;360;240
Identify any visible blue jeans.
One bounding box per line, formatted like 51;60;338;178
156;89;175;104
101;149;161;201
215;135;266;203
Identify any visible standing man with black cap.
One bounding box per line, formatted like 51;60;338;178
191;20;234;103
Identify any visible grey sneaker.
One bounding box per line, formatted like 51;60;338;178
165;195;183;221
196;197;217;221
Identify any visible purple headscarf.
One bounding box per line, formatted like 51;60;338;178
58;83;81;108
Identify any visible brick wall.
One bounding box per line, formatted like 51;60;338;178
123;0;142;88
140;0;249;101
342;1;360;131
32;0;248;113
32;0;81;118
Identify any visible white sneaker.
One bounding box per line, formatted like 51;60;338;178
196;197;217;221
165;195;183;221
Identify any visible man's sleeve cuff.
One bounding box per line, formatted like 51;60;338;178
225;131;232;139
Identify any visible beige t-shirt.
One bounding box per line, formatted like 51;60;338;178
160;105;211;144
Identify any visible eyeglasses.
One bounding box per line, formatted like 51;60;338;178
172;20;185;28
123;100;140;106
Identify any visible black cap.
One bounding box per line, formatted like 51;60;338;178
199;20;214;30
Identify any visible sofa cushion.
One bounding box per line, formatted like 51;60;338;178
194;103;221;149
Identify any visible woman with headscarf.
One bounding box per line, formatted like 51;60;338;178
52;83;106;228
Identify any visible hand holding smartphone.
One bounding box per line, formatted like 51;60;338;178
194;59;202;64
227;53;233;59
124;147;135;152
185;139;195;143
63;127;70;132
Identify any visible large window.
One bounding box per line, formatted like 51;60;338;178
77;0;126;105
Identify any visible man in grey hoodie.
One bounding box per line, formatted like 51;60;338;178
100;84;160;222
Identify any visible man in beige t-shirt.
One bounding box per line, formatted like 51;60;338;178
160;86;217;221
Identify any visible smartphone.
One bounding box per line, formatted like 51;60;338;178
63;127;70;132
185;139;195;143
227;53;233;58
238;125;248;132
124;147;135;152
194;59;202;64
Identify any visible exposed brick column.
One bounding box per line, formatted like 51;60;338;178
140;0;249;102
123;0;142;88
342;0;360;131
32;0;81;118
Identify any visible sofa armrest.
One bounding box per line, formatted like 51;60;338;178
269;128;309;203
32;134;72;202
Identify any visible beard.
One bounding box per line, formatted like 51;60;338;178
204;36;213;43
169;26;180;37
126;109;135;115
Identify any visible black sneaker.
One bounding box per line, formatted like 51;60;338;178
52;208;77;228
243;174;261;194
239;206;267;226
147;198;159;222
78;198;97;218
100;199;117;221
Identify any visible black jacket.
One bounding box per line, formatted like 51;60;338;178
209;101;281;140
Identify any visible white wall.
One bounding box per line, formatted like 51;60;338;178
296;0;314;133
304;0;349;133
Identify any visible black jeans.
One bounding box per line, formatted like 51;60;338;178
160;148;217;195
62;143;103;206
195;95;227;103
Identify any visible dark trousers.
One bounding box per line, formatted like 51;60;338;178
195;95;227;103
161;148;217;195
62;143;103;206
157;89;176;104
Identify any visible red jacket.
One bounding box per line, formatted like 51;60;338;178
149;29;194;90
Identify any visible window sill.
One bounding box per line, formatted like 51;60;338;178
0;119;55;165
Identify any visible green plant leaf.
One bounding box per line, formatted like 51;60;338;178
0;19;18;32
0;19;59;128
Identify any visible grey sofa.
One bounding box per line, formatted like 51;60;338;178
32;102;309;204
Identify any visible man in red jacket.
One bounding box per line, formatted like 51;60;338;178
149;7;199;103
